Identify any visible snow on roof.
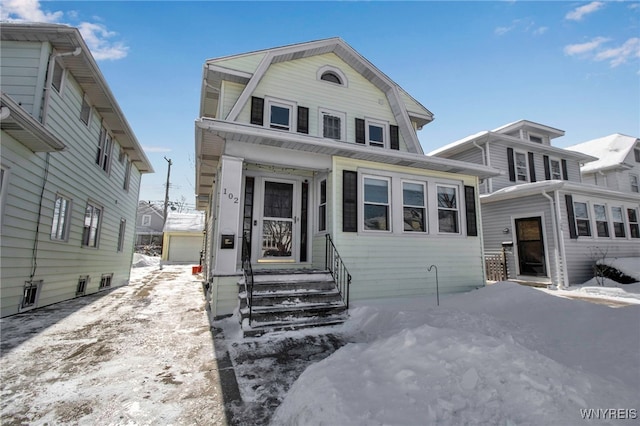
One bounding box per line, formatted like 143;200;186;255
565;133;639;173
163;211;205;232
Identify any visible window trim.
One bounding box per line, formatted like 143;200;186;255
318;178;327;233
96;125;113;174
20;280;43;311
51;58;65;94
528;134;544;144
50;194;72;242
141;214;152;227
99;273;113;290
318;108;346;141
76;275;89;296
573;200;592;237
365;119;388;148
362;175;392;232
117;218;127;252
402;180;427;233
549;158;562;180
593;203;610;238
610;206;626;238
82;201;103;248
436;184;461;234
514;150;530;182
265;97;297;132
80;94;92;126
630;174;639;193
316;65;348;87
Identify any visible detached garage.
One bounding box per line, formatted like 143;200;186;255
162;212;205;264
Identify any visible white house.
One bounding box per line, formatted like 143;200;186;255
430;120;640;287
566;134;640;194
0;23;153;317
161;211;205;264
194;38;498;333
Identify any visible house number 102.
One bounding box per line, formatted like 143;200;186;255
223;188;239;204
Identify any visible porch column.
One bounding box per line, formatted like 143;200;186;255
213;155;244;275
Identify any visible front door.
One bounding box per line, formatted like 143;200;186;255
515;217;547;277
256;178;299;262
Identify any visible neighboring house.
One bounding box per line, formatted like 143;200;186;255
430;120;640;288
565;134;640;194
0;23;153;317
135;201;164;247
194;38;498;322
161;211;205;264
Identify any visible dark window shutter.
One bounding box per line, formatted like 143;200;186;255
507;147;516;182
565;194;578;239
543;155;551;180
528;152;536;182
297;106;309;134
355;118;365;144
250;97;264;126
342;170;358;232
390;125;400;150
561;159;569;180
464;185;478;237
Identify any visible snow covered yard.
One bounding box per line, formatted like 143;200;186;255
1;258;227;425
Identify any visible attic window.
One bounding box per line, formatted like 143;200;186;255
317;66;348;87
529;135;543;144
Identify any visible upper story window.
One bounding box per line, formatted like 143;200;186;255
529;135;543;144
549;159;562;180
321;72;341;84
630;174;639;193
141;214;151;227
123;159;132;191
80;95;92;126
51;194;72;241
117;218;126;252
515;151;529;182
319;108;346;141
96;125;113;173
367;120;387;148
317;66;347;87
266;98;296;131
82;202;102;248
634;148;640;163
51;58;65;93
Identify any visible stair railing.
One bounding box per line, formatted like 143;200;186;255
325;234;352;308
241;233;255;325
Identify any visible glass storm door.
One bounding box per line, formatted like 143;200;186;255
515;217;547;277
257;179;298;262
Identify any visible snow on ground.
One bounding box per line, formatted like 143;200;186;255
271;282;640;425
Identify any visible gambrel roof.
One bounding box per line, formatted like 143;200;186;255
565;133;640;173
1;23;153;173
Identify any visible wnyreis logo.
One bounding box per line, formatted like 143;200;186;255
580;409;637;420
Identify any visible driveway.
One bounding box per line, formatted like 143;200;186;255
1;265;227;425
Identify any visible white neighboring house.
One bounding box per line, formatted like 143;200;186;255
0;23;153;317
195;38;499;319
430;120;640;288
161;211;205;264
565;134;640;194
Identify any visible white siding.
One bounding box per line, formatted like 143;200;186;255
221;81;245;120
213;52;267;75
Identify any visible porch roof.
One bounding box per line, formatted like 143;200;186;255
195;118;501;209
481;180;640;203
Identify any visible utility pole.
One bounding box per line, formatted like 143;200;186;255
163;157;172;226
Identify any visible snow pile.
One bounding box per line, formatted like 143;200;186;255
163;211;205;232
132;253;160;268
271;283;639;425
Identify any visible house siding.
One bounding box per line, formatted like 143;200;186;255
234;53;411;151
221;81;245;120
0;39;144;317
0;40;48;117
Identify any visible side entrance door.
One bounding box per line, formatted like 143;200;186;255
515;217;547;277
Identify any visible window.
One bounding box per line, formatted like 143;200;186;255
51;194;71;241
21;280;42;310
573;201;591;237
82;202;102;247
51;59;64;93
635;148;640;163
99;273;113;290
96;125;113;173
123;160;131;191
320;109;345;141
363;177;390;231
267;99;295;131
366;120;387;148
117;218;126;252
630;174;639;193
321;72;342;84
529;135;543;144
437;185;459;233
403;181;426;232
593;204;609;237
76;275;89;296
317;66;347;87
318;179;327;232
141;214;151;227
0;166;7;221
611;207;626;238
515;151;528;182
80;95;91;125
550;159;562;180
628;208;640;238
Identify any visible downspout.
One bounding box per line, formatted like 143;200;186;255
541;191;562;289
473;140;486;194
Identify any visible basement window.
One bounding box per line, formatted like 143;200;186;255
99;273;113;290
76;275;89;296
21;280;43;310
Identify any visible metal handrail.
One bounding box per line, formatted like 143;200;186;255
241;233;255;325
325;234;352;308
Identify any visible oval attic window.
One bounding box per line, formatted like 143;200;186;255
321;71;342;85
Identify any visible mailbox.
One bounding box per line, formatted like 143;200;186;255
221;234;235;249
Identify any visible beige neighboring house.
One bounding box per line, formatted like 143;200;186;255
0;23;153;317
161;211;205;264
566;134;640;194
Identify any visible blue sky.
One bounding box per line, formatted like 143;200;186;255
3;1;639;206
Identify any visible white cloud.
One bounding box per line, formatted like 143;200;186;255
564;36;610;56
494;18;548;37
494;25;514;36
533;27;548;36
594;37;640;67
0;0;62;22
565;1;605;21
143;146;172;153
0;0;128;61
77;22;128;61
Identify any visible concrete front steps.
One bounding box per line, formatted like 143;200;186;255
238;270;348;337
